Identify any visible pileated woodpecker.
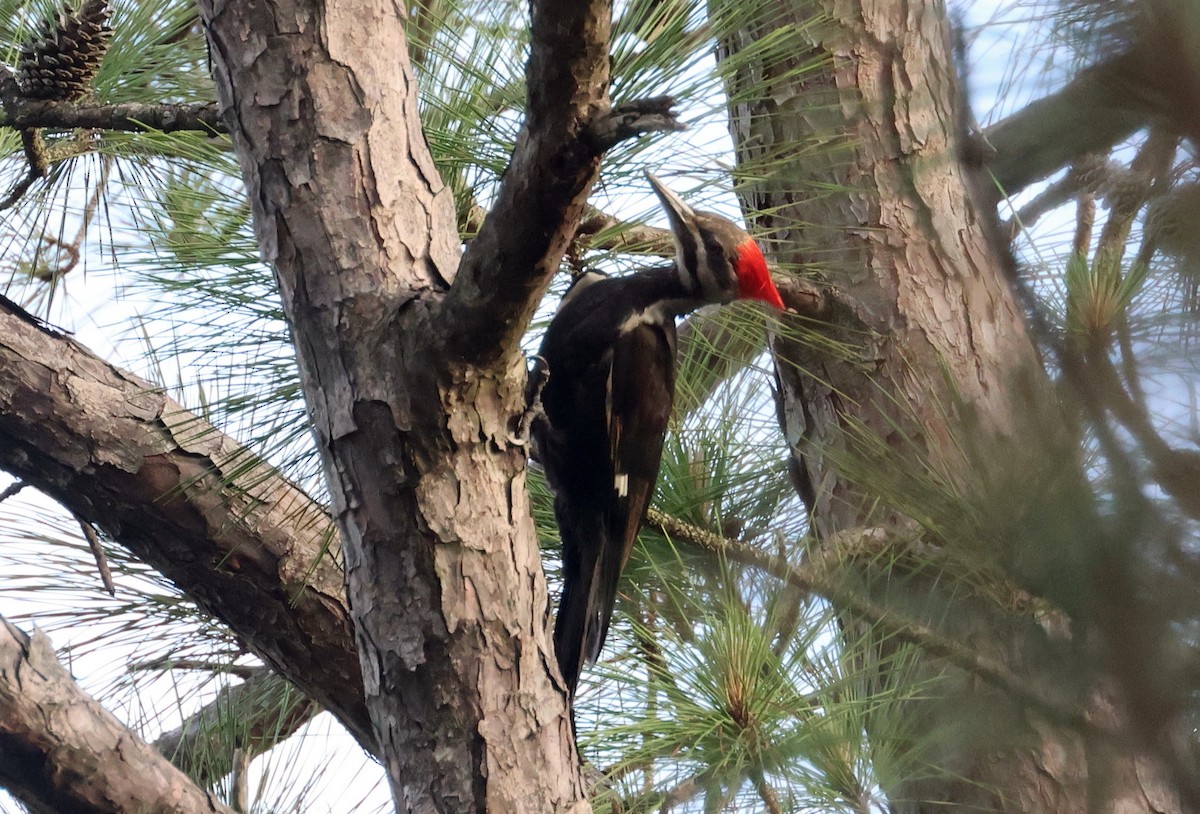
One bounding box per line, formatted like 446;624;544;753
533;173;784;697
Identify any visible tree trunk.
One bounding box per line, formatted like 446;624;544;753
715;0;1179;811
195;0;629;808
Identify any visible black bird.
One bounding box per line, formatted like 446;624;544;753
532;173;784;697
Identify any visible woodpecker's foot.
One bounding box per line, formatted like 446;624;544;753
508;356;549;448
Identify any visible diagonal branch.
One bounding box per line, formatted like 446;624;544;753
984;5;1200;199
155;668;320;787
0;295;372;753
982;51;1152;198
0;616;237;814
643;508;1104;738
574;204;676;255
441;1;682;365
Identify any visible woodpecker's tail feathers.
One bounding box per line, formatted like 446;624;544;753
553;506;625;698
553;504;598;697
585;531;625;665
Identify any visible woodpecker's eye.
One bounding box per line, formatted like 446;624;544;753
704;236;727;264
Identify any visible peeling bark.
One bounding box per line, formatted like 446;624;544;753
0;296;371;751
195;0;626;807
0;616;236;814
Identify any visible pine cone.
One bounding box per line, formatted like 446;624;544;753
16;0;112;102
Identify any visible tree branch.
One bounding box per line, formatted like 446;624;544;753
0;64;223;134
0;295;372;753
574;204;676;255
0;616;237;814
1087;350;1200;519
0;481;27;503
643;508;1104;737
583;95;684;152
983;51;1152;198
985;2;1200;200
154;668;320;787
442;1;682;365
76;515;116;596
0;99;225;133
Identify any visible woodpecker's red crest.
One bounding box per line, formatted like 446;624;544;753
646;172;784;310
732;238;783;308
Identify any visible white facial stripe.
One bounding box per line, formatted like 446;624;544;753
614;473;629;497
674;220;719;298
692;227;721;299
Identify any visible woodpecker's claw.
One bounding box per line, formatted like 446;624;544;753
508;356;549;448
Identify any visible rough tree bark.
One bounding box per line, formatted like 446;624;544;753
195;0;671;808
0;297;370;749
0;617;235;814
2;0;1189;810
716;0;1179;811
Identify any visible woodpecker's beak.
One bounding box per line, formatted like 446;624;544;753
645;172;697;237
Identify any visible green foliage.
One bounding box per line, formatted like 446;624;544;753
4;0;1200;812
1064;250;1147;344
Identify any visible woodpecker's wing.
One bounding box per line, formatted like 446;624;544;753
607;318;676;567
582;316;677;663
536;276;680;696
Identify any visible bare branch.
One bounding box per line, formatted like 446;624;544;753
76;515;116;596
0;295;372;753
1087;350;1200;519
0;481;27;503
0;129;48;211
154;668;320;788
132;658;259;679
583;95;684;152
983;51;1152;198
443;1;683;364
0;616;237;814
985;3;1200;200
0;63;223;135
1005;154;1116;238
1;99;225;134
575;204;676;256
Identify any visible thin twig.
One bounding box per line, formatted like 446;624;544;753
76;515;115;596
130;658;260;679
0;481;28;504
0;129;48;210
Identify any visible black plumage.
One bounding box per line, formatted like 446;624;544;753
535;268;689;695
533;174;784;698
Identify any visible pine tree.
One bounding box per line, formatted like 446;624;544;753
0;0;1198;811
